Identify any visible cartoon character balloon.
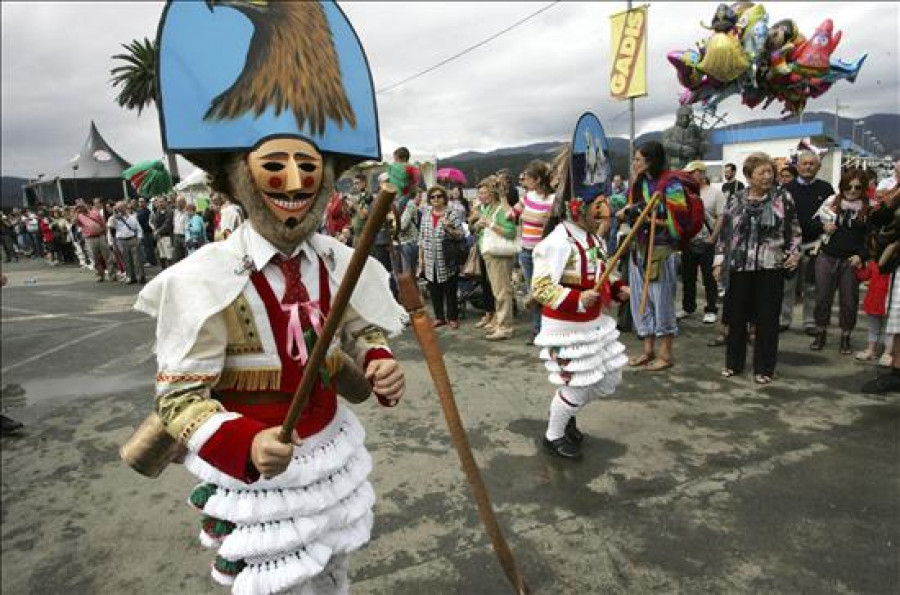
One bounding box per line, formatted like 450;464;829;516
667;3;867;117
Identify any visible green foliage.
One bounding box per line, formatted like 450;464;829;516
110;37;159;115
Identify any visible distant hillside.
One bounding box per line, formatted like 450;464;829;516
438;112;897;184
1;177;27;209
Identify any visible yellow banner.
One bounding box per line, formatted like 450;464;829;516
609;6;648;100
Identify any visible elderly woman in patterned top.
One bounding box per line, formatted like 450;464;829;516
715;152;801;385
418;185;465;329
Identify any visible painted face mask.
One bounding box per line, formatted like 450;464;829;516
247;137;324;226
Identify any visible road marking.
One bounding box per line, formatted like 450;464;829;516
1;322;123;374
1;313;73;322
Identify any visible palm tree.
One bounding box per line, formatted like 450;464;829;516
110;37;180;182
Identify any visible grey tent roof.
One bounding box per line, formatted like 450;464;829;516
58;121;132;179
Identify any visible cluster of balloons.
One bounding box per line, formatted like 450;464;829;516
668;3;867;116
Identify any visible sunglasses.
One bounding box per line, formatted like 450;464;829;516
847;184;864;190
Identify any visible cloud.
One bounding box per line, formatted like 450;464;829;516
2;1;896;178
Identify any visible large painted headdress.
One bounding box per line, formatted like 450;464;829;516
156;0;380;163
566;112;612;217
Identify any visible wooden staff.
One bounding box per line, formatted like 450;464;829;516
594;191;661;291
396;272;529;595
278;183;397;442
639;212;657;315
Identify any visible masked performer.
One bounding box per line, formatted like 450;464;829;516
532;114;630;460
135;3;405;593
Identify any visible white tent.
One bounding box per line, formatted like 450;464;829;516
175;168;209;192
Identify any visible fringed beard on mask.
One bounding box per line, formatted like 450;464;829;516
228;157;335;254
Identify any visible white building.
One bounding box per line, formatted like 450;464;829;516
711;121;843;186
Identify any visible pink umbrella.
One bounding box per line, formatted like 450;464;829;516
436;167;467;185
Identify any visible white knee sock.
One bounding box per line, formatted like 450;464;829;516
545;391;581;440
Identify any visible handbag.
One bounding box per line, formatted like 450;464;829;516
461;244;482;278
480;209;519;257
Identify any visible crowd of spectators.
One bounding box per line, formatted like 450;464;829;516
3;148;898;395
1;192;244;284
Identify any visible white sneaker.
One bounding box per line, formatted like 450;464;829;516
676;310;692;320
879;353;893;367
702;312;717;324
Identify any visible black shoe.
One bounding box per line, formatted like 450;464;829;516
1;415;24;435
805;326;819;337
127;279;138;285
565;417;584;444
525;333;537;346
542;435;582;459
139;278;147;284
779;324;790;332
861;373;900;394
810;330;826;351
839;334;852;355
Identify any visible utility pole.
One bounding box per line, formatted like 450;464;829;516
834;99;850;144
627;0;635;176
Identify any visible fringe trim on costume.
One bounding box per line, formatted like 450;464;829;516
534;329;601;347
216;368;282;392
217;482;375;562
200;530;223;550
203;451;373;524
185;406;367;492
317;509;373;554
211;566;236;587
540;343;600;360
232;543;333;595
549;368;611;387
189;483;218;511
544;353;607;373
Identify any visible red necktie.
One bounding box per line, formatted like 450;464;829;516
276;254;316;362
276;254;310;307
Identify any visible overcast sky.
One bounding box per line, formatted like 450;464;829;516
2;1;897;178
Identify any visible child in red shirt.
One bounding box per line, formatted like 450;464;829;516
855;260;894;364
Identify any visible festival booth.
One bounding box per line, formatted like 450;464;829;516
174;167;212;210
710;121;842;186
23;121;136;206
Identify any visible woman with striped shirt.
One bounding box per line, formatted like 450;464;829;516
514;160;556;344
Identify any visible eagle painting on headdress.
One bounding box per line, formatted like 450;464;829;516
203;0;357;136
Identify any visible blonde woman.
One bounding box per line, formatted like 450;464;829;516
472;177;518;340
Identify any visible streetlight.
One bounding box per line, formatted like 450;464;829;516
72;163;79;203
852;120;864;148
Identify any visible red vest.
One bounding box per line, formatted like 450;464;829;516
222;256;337;439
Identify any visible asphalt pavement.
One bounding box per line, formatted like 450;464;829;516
1;257;897;594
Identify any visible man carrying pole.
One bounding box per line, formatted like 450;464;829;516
131;3;406;592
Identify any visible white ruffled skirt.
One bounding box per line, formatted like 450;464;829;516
184;404;373;595
536;314;628;399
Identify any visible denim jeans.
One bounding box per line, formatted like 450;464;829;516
518;248;541;334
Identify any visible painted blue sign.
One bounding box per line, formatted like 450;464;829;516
157;0;380;160
570;112;611;201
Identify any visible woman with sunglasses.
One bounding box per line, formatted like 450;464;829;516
810;169;870;354
418;185;465;329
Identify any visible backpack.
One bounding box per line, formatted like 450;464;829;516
654;171;705;251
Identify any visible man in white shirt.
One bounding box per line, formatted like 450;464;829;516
679;161;726;324
171;195;188;264
112;200;145;284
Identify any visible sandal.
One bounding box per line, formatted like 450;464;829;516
628;352;655;367
645;359;674;372
754;374;772;385
721;368;737;378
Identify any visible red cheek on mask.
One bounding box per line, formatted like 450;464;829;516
268;176;283;189
302;176;316;189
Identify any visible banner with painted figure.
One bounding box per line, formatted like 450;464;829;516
609;6;648;100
